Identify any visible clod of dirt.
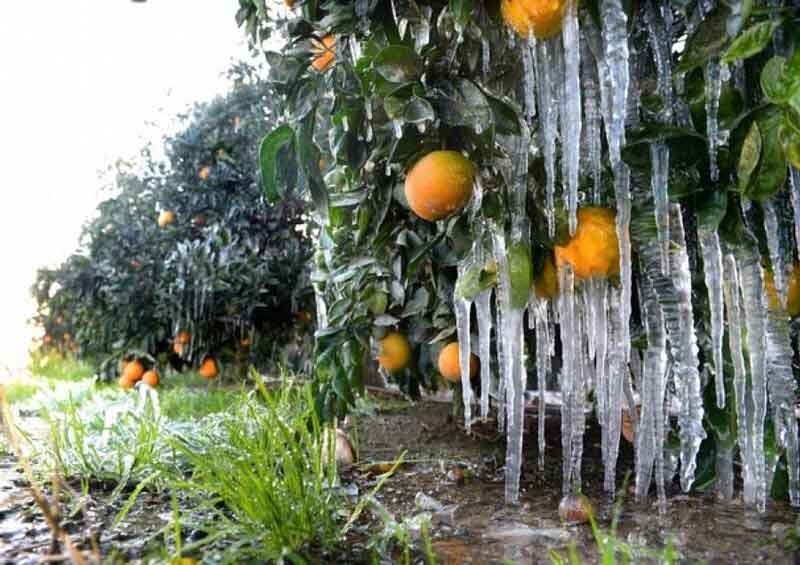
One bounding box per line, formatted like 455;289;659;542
558;493;594;525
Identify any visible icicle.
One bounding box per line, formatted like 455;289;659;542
493;228;527;503
615;164;633;364
735;244;768;512
533;299;551;470
635;270;668;509
763;199;789;307
601;285;623;493
764;287;800;507
558;264;583;494
698;229;725;408
716;444;735;500
521;38;536;120
790;169;800;261
314;284;328;329
481;36;491;80
651;142;671;275
644;0;674;123
454;260;475;430
475;288;493;420
581;39;602;204
533;38;559;238
705;59;722;182
639;205;704;492
600;0;629;166
561;0;581;235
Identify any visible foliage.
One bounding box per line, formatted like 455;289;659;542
239;0;800;500
31;62;313;377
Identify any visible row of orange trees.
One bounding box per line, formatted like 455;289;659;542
235;0;800;498
32;63;313;378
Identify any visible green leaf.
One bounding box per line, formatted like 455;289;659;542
373;45;421;83
433;78;492;131
449;0;474;28
737;121;762;195
259;125;295;202
403;97;435;124
761;53;800;104
508;243;533;309
675;5;732;73
455;262;497;300
746;108;787;201
721;19;782;64
696;189;729;232
296;114;329;218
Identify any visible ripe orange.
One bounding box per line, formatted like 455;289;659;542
501;0;568;39
311;35;335;72
192;213;207;227
176;330;191;345
119;375;135;390
377;332;412;372
199;166;211;180
765;264;800;316
404;151;475;221
198;357;219;379
123;360;145;382
142;369;159;387
158;210;176;228
438;342;479;383
554;207;619;279
535;251;559;299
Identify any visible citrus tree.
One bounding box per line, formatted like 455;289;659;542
33;62;313;376
240;0;800;509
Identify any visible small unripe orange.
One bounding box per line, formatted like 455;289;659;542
142;370;159;387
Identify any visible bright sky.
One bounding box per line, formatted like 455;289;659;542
0;1;255;370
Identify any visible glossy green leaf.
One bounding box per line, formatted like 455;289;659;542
373;45;421;83
508;243;533;309
721;19;782;64
433;78;492;131
737;121;762;195
675;5;731;73
696;189;729;232
746;108;787;201
259;125;295;202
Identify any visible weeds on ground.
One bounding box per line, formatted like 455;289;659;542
366;497;437;565
165;375;342;561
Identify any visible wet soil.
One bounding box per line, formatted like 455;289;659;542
347;400;800;564
1;397;798;563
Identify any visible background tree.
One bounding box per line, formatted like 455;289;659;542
33;62;313;376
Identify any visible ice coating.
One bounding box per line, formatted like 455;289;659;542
698;229;725;408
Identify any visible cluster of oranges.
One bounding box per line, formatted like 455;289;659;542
119;359;159;389
377;332;479;385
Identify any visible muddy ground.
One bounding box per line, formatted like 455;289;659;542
1;397;798;563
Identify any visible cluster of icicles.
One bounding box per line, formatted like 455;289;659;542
447;0;800;511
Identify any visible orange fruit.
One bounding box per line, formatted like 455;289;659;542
554;207;619;279
788;264;800;317
123;360;145;382
764;264;800;316
142;370;159;387
377;332;412;372
158;210;176;228
192;214;207;227
438;342;479;383
63;332;72;342
240;337;251;348
43;334;52;345
311;35;335;71
501;0;568;39
404;151;475;221
535;252;559;299
198;357;219;379
119;375;135;390
176;330;191;345
199;166;211;180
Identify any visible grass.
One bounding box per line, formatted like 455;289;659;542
28;350;96;382
166;377;342;561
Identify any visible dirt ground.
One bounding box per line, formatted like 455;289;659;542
1;397;798;563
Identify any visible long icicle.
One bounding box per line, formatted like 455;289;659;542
561;0;582;235
698;229;725;408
